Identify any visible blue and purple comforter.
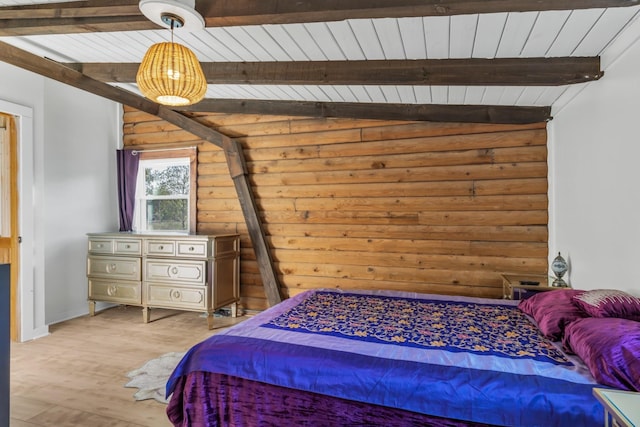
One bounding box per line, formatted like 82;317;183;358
167;289;604;426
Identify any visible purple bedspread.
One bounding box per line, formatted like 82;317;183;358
167;372;495;427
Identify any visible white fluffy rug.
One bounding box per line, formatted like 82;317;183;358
125;351;186;404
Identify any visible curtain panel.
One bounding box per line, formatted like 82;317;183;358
116;149;139;232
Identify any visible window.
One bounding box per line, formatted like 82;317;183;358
133;148;197;233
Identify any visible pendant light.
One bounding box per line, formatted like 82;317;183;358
136;0;207;106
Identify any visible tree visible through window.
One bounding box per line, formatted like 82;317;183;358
133;148;197;233
144;159;189;231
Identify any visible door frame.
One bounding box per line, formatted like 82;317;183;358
0;112;19;341
0;99;47;342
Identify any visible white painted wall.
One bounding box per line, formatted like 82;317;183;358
549;25;640;296
42;79;121;323
0;62;119;339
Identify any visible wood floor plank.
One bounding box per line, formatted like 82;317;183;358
10;306;247;426
27;406;146;427
9;396;54;422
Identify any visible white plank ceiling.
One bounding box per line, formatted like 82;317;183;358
1;1;640;110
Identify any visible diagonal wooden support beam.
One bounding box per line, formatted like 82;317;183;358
222;138;282;307
0;40;283;306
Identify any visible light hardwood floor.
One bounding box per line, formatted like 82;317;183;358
10;306;247;426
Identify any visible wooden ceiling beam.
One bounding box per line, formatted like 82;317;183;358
74;57;602;87
0;1;140;18
0;40;284;307
0;1;152;36
0;0;637;36
196;0;640;26
0;17;155;36
176;99;551;125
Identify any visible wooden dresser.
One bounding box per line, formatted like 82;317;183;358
87;232;240;328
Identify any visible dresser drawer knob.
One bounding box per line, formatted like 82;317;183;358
107;285;117;296
170;290;181;300
171;267;179;275
125;244;131;249
97;243;103;248
159;245;164;250
189;246;194;251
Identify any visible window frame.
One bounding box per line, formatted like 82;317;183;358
133;147;197;234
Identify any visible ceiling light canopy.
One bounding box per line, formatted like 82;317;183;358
139;0;204;32
136;0;207;106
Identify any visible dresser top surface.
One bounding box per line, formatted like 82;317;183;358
87;232;238;239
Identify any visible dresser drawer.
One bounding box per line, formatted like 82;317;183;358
87;256;141;281
88;238;114;254
145;283;207;310
145;239;176;257
114;239;142;256
143;259;206;285
176;240;208;258
88;279;141;304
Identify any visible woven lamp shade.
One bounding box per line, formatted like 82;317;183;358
136;41;207;106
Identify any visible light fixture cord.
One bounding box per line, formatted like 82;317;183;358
170;17;175;80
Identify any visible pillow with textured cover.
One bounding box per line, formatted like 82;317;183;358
572;289;640;320
518;289;586;340
563;317;640;391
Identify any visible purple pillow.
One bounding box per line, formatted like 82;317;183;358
563;317;640;391
518;289;586;340
572;289;640;320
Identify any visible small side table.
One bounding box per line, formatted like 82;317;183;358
500;274;556;300
593;388;640;427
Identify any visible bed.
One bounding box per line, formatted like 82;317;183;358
166;288;640;426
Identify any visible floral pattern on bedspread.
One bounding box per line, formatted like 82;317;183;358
262;291;571;365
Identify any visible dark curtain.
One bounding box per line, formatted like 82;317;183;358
116;149;140;232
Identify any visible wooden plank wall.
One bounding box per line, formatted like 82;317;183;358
123;106;548;311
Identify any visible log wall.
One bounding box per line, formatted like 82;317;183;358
123;106;548;311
